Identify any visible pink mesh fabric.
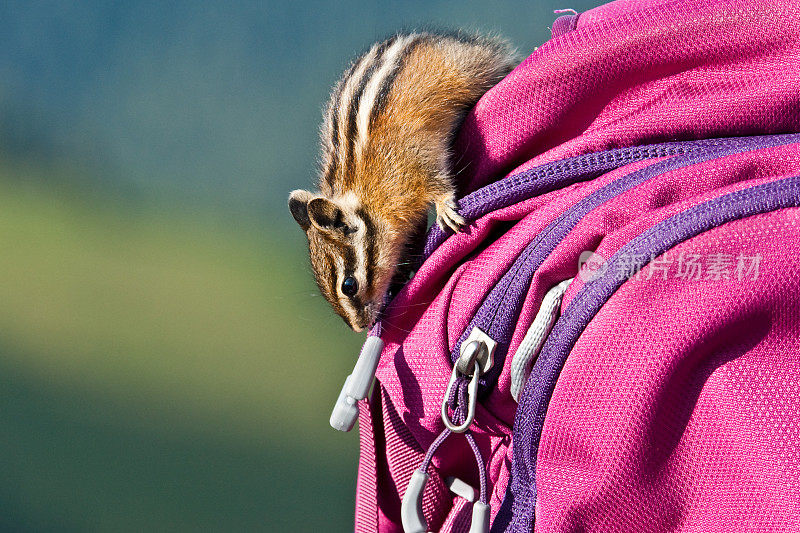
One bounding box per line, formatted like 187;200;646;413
536;208;800;531
356;392;379;533
366;139;800;531
353;0;800;531
454;0;800;194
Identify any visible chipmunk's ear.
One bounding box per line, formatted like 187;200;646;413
307;197;347;233
288;190;315;231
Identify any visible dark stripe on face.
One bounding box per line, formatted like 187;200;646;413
356;207;376;292
323;240;358;327
316;247;355;322
341;36;397;185
319;233;356;275
311;250;340;315
367;35;425;131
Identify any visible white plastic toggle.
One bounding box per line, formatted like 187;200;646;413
330;336;384;432
469;501;491;533
401;470;429;533
445;476;476;503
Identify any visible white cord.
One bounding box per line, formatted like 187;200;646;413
510;278;573;401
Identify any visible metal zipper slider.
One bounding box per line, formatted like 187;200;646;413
441;329;495;433
399;327;496;533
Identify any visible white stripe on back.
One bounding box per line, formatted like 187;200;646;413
336;44;382;162
355;35;414;150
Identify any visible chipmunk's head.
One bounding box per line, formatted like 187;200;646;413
289;190;396;332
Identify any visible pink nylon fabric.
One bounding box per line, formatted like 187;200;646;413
366;141;800;531
354;0;800;531
454;0;800;194
536;208;800;531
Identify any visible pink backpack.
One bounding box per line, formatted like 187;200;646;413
331;0;800;530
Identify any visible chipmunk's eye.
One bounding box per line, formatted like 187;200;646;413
341;276;358;297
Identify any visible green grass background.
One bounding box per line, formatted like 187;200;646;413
0;162;362;530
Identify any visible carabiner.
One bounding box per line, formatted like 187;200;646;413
441;360;480;433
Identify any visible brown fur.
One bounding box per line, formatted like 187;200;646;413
290;32;517;331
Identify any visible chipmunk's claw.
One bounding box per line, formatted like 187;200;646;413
435;197;466;233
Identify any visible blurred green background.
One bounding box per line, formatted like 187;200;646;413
0;1;601;531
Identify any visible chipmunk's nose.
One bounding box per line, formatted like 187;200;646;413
352;303;377;332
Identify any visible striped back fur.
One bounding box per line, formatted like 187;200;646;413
319;31;516;199
290;31;517;331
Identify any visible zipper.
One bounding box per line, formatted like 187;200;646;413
401;334;494;533
503;162;800;532
446;135;792;398
421;141;707;260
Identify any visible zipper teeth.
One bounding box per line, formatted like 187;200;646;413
422;143;697;261
466;144;691;210
470;145;688;337
449;135;792;386
459;145;698;222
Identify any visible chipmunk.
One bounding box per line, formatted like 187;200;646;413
289;31;517;331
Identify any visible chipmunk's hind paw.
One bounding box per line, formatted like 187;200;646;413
435;196;466;233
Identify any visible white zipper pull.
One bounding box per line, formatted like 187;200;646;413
401;470;430;533
470;502;491;533
446;476;476;502
330;335;384;432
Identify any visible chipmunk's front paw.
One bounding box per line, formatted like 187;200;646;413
435;196;466;233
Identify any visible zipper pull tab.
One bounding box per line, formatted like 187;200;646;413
444;478;489;533
441;328;495;434
330;336;384;432
470;502;491;533
401;470;430;533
